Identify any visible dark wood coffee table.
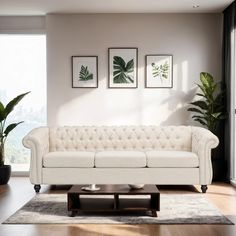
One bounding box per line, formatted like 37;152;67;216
67;185;160;217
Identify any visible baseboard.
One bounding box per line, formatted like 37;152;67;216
11;171;29;177
230;179;236;187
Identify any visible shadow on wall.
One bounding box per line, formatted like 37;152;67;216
160;87;198;126
51;57;201;126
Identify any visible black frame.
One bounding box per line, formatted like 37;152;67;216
145;54;173;88
71;56;98;88
108;47;138;89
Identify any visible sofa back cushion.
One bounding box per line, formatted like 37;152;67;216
49;126;192;152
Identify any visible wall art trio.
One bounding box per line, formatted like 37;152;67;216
71;48;173;89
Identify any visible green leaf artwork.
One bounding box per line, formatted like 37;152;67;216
151;61;169;82
79;65;93;81
113;56;134;83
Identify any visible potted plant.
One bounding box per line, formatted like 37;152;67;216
0;92;30;185
187;72;226;180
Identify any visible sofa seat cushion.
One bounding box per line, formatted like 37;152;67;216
95;151;146;168
43;151;95;168
146;151;199;168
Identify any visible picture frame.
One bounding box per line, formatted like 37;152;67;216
71;56;98;88
145;54;173;88
108;47;138;88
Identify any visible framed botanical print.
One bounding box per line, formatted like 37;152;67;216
72;56;98;88
108;47;138;88
145;54;173;88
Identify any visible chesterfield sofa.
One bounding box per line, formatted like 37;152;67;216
23;126;219;193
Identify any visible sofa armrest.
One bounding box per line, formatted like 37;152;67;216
191;126;219;184
22;127;49;184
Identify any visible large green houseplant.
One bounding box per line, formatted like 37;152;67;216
187;72;225;133
188;72;226;180
0;92;29;185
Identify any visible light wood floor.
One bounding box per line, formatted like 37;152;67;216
0;178;236;236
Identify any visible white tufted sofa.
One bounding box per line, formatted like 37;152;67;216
22;126;219;193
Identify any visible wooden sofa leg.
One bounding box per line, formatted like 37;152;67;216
34;184;41;193
201;185;208;193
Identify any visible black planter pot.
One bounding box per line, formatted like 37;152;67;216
212;158;227;181
210;123;228;182
0;165;11;185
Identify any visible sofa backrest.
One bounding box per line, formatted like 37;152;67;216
49;126;192;152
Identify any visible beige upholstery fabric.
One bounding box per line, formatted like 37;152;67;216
49;126;192;152
43;151;94;168
22;127;49;184
22;125;219;186
146;151;199;168
42;168;200;184
95;151;146;168
192;127;219;184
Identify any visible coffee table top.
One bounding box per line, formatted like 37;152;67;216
68;185;159;195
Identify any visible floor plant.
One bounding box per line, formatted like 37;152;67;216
0;92;30;184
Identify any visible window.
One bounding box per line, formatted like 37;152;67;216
0;35;46;172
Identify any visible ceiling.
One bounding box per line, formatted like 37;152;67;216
0;0;233;16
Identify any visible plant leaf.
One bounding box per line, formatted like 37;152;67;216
192;115;207;121
188;72;226;130
187;107;204;114
194;118;207;126
200;72;213;88
4;122;23;137
152;61;169;82
0;102;5;122
125;59;134;72
211;112;222;119
5;92;30;119
79;65;93;81
113;56;134;83
196;93;205;98
190;100;208;110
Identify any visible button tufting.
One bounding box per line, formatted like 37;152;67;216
52;126;192;152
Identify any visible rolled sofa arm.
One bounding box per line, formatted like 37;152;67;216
191;126;219;184
22;127;49;184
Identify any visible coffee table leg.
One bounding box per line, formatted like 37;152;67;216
151;193;160;211
69;210;77;217
152;210;157;217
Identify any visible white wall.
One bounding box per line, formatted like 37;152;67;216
46;13;222;126
0;16;45;33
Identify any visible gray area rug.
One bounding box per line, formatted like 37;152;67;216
3;194;233;224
